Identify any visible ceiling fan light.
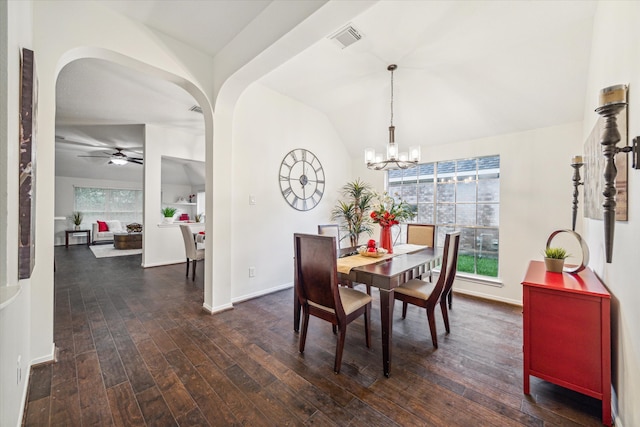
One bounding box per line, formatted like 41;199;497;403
111;158;128;165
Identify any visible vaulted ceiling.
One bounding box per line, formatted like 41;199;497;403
55;0;597;180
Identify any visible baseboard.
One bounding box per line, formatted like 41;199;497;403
231;282;293;304
453;287;521;306
141;259;185;268
30;343;56;365
18;367;29;427
20;343;55;426
202;301;233;314
612;386;621;426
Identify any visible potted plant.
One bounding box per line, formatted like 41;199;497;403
194;213;203;223
370;192;416;253
161;206;177;223
543;247;569;273
331;179;374;247
71;211;83;230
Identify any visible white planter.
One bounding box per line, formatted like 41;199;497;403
544;257;564;273
163;216;175;224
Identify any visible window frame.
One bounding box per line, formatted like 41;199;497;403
386;155;500;278
73;186;143;226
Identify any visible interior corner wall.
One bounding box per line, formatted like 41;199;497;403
353;121;584;305
143;125;205;267
28;0;214;375
230;83;352;301
582;2;640;425
1;1;34;426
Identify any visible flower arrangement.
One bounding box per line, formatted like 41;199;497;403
370;192;416;228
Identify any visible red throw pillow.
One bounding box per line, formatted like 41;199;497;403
97;221;109;232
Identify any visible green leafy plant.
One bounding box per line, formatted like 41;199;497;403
331;179;374;247
543;247;569;259
71;211;83;226
370;192;416;227
161;206;177;218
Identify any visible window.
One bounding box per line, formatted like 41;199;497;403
387;155;500;278
74;187;143;226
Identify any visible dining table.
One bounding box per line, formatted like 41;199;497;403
293;244;442;377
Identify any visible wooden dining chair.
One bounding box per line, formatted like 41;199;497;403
179;224;205;281
317;224;371;294
317;224;341;251
294;233;371;373
407;223;436;247
393;231;460;348
406;223;437;281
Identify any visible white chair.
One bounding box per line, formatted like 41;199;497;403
179;224;205;281
317;224;341;252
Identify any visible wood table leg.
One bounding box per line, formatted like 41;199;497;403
379;288;395;377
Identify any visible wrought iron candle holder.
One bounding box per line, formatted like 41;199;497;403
570;156;584;232
595;84;639;263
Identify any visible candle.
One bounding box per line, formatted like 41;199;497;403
599;84;627;107
572;155;583;164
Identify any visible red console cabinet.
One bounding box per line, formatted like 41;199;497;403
522;260;611;426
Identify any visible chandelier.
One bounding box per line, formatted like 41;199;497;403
365;64;421;170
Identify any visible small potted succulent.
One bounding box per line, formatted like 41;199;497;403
543;247;569;273
161;206;177;223
71;211;83;230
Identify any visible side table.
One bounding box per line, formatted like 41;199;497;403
65;229;91;248
522;260;611;426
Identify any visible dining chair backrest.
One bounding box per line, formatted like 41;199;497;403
440;231;461;305
294;233;344;317
179;224;200;259
317;224;341;251
440;232;460;293
407;223;436;247
423;232;459;306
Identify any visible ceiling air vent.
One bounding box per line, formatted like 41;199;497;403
189;105;203;114
329;24;362;49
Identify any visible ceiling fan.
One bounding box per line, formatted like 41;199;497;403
78;147;143;165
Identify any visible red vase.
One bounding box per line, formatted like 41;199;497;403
380;226;393;254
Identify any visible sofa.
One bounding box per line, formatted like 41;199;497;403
92;220;125;244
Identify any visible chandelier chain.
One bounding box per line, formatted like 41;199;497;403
390;67;394;127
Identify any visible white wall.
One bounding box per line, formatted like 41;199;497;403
230;84;353;301
0;1;33;426
143;125;205;267
582;2;640;425
354;122;584;305
26;0;214;380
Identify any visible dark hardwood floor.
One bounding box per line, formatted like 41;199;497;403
22;245;604;426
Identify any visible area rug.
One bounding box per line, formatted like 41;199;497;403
89;245;142;259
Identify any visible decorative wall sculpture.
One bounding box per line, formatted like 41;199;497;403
19;48;37;279
583;109;628;221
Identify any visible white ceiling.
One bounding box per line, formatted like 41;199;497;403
55;0;597;180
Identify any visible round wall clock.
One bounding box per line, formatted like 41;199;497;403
279;148;325;211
